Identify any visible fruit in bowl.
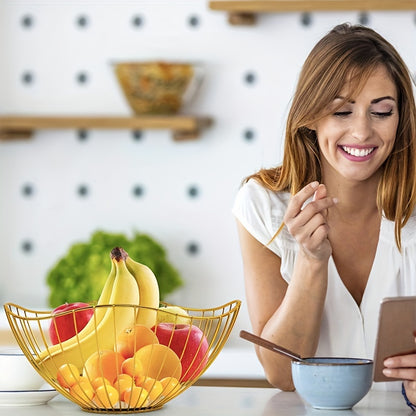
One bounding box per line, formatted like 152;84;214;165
153;323;209;382
4;246;241;412
114;61;204;115
49;302;94;344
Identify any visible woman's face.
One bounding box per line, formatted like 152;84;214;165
313;65;399;184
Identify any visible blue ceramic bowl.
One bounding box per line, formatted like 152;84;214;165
291;357;373;410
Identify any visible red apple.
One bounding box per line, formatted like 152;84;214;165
153;323;209;382
49;302;94;345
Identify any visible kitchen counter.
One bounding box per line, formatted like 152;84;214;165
0;387;410;416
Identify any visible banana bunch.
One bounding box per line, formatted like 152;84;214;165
37;247;160;377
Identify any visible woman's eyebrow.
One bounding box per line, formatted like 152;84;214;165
332;95;396;104
371;96;396;104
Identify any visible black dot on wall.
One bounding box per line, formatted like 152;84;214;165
187;185;200;198
131;15;144;27
300;13;312;27
21;240;33;253
76;72;89;85
77;129;89;141
76;15;89;28
21;14;34;28
188;15;200;27
77;185;89;197
132;130;144;141
21;183;34;197
243;128;255;142
187;242;200;256
132;185;145;198
244;72;256;85
358;13;370;26
21;71;34;85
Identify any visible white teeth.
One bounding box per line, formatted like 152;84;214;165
342;146;375;157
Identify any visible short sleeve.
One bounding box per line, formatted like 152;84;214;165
232;179;297;262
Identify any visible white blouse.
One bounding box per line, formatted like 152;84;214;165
233;179;416;391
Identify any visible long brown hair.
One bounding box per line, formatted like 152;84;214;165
247;23;416;250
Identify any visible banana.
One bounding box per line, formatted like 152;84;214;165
36;247;139;378
125;252;160;328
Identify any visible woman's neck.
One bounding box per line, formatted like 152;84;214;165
322;172;381;220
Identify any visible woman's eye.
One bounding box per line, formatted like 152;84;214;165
371;110;393;118
333;111;351;117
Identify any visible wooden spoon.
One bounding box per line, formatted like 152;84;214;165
240;330;306;362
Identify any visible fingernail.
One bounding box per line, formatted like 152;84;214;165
383;368;392;376
384;358;393;366
311;181;319;189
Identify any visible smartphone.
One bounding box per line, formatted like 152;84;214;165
373;296;416;382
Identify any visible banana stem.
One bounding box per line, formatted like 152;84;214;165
111;247;128;262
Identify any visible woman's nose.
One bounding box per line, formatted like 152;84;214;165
350;114;372;141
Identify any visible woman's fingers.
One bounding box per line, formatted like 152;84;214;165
384;354;416;369
283;182;337;260
383;354;416;380
285;187;336;233
313;183;327;202
286;181;320;218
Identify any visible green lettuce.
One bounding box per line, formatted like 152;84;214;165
46;230;183;307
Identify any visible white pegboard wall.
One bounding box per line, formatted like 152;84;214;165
0;1;415;350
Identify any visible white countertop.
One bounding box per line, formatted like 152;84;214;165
0;387;410;416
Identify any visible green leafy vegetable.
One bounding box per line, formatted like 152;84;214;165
46;230;183;307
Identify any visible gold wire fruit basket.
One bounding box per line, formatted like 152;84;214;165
4;300;241;413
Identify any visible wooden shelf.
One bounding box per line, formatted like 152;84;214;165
209;0;416;25
0;115;214;141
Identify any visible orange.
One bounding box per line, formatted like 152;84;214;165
115;324;159;358
83;350;124;384
134;344;182;381
69;377;94;403
91;376;112;390
140;377;163;402
114;373;135;401
57;363;80;388
160;377;181;397
123;385;149;408
94;384;119;409
121;356;145;384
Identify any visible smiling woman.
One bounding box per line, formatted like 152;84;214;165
232;22;416;407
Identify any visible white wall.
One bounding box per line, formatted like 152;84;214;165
0;1;414;348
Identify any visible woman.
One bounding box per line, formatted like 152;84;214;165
233;23;416;405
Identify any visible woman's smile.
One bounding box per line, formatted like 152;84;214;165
339;145;377;161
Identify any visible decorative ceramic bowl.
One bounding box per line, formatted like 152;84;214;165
4;300;240;413
0;348;45;391
114;61;204;115
291;357;373;410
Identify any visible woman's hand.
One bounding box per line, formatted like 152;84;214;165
383;352;416;405
283;181;337;262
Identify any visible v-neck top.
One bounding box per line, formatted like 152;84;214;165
233;179;416;391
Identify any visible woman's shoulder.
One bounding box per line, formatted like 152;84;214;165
401;209;416;246
381;208;416;248
232;178;294;250
234;178;291;211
